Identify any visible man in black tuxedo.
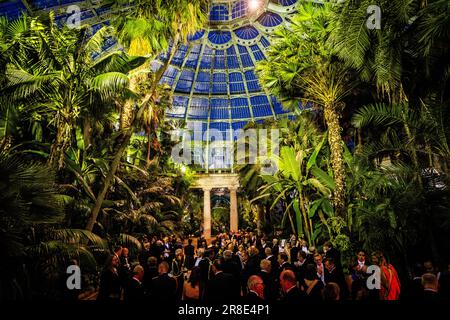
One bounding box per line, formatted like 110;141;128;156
119;247;132;284
271;239;280;258
143;256;158;296
124;265;145;301
324;258;348;300
243;275;265;303
184;239;195;270
439;262;450;299
221;250;241;297
295;251;308;289
421;273;441;301
279;253;294;273
290;240;299;264
323;241;342;271
265;247;279;277
204;259;238;302
259;259;279;302
280;269;306;303
149;261;177;302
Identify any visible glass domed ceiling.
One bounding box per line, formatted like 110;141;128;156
0;0;301;141
155;0;301;140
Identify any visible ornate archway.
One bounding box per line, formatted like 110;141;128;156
191;174;240;239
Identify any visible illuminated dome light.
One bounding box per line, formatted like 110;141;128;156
249;0;263;11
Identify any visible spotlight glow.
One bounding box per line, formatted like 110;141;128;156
249;0;261;11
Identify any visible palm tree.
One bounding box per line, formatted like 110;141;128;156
329;0;420;101
0;151;63;257
256;1;352;217
86;0;208;231
352;102;450;175
254;125;335;244
110;0;207;131
2;13;145;171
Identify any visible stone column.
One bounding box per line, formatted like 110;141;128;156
203;187;212;240
230;187;238;232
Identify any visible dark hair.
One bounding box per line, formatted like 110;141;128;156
147;256;158;267
323;241;332;248
188;239;193;245
305;264;318;281
103;254;116;272
280;252;289;262
188;267;201;288
213;259;223;271
298;251;307;259
412;263;424;277
325;257;335;266
323;283;340;301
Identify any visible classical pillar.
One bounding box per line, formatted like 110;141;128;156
203;187;212;240
230;187;238;232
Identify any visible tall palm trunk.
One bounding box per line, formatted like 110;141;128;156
323;103;346;218
120;69;145;130
146;125;152;166
83;118;92;149
86;34;180;232
256;204;264;236
299;194;312;244
48;118;72;171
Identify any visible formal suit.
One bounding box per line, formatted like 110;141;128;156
243;291;265;304
281;286;306;303
184;244;195;269
259;271;279;302
204;271;238;302
266;255;279;276
421;289;441;301
172;258;185;301
290;246;299;263
271;245;279;259
124;277;145;302
143;266;158;296
97;268;121;301
325;266;348;300
221;258;241;297
295;261;307;289
305;280;324;302
324;248;342;270
150;273;177;301
279;262;294;272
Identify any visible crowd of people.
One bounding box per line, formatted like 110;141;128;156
96;231;450;302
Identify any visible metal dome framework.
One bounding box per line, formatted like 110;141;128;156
0;0;302;170
156;0;301;142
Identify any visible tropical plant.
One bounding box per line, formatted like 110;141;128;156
86;0;208;231
254;131;336;244
257;1;352;217
2;13;146;171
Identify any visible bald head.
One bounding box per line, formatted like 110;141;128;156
158;261;169;274
422;273;438;291
247;275;264;298
280;269;296;285
133;264;144;281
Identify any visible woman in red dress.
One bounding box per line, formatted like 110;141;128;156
371;251;401;300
